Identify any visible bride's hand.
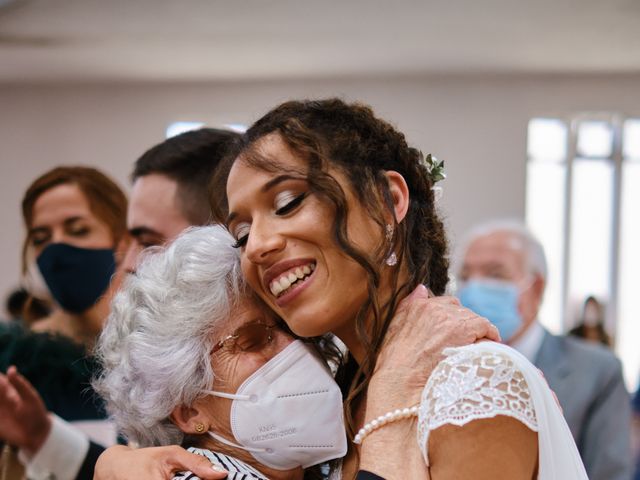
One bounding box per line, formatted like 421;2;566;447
94;445;228;480
368;284;499;410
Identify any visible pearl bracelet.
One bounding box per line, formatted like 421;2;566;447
353;405;419;445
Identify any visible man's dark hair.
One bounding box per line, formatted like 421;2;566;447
132;128;240;225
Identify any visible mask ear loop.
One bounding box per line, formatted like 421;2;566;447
207;430;268;454
201;389;268;454
204;389;253;401
22;247;53;302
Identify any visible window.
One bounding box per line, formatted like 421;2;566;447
526;119;568;338
526;115;640;390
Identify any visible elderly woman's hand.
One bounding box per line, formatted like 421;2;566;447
355;285;499;479
368;284;500;411
94;445;228;480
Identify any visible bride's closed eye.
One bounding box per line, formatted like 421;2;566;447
232;222;251;248
231;190;308;248
274;191;307;215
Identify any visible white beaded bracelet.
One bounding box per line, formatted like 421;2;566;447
353;404;419;445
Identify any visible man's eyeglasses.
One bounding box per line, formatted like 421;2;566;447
211;321;277;354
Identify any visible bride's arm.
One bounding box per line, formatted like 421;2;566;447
93;445;228;480
357;416;537;480
428;416;537;479
415;344;540;479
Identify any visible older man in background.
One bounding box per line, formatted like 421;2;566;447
457;220;632;480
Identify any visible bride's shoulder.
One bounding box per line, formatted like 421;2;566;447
425;339;535;378
417;341;539;461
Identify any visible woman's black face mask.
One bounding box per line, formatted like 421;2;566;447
37;243;115;314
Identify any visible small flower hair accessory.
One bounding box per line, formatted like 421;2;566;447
419;153;446;185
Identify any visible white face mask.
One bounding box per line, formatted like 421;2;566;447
203;340;347;470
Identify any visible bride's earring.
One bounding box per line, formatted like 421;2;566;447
385;224;398;267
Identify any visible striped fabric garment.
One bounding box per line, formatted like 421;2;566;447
172;447;269;480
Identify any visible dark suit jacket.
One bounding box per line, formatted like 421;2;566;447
534;330;632;480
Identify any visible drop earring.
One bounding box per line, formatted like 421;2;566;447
385;224;398;266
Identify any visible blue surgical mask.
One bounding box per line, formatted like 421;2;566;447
457;279;523;341
37;243;116;314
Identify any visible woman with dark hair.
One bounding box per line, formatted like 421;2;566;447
0;166;128;479
569;296;612;347
218;99;586;479
94;99;586;479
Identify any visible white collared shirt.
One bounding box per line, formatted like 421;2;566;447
19;415;89;480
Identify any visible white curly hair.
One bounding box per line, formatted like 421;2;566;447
93;225;246;446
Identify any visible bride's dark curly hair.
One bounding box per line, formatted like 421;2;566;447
211;98;449;444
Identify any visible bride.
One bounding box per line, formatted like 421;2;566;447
96;98;586;479
217;98;586;479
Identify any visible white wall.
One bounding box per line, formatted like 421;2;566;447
2;74;639;316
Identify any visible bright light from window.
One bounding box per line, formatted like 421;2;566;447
527;114;640;390
623;119;640;160
577;121;613;158
567;159;614;319
526;118;568;333
617;162;640;390
166;121;205;138
527;119;568;163
166;122;248;138
224;123;247;133
526;162;566;334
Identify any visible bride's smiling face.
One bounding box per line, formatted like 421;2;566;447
225;133;382;340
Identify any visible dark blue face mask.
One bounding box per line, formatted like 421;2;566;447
36;243;116;314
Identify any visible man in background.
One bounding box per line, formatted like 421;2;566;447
1;128;239;480
121;127;238;273
456;220;632;480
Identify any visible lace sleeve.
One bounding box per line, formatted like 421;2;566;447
417;344;538;465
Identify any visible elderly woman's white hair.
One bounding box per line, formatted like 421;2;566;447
94;225;246;446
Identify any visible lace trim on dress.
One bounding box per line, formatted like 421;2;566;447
417;345;539;465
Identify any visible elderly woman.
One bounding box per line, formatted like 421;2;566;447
93;226;348;480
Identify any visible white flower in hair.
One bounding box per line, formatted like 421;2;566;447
419;153;446;185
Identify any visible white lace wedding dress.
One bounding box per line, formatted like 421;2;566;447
417;341;588;479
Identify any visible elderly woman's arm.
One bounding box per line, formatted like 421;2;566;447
93;445;228;480
352;286;506;478
369;286;500;405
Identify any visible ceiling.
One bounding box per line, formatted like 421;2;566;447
1;0;640;83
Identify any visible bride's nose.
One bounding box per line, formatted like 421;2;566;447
245;219;286;264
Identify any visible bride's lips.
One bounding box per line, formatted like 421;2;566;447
262;258;317;307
